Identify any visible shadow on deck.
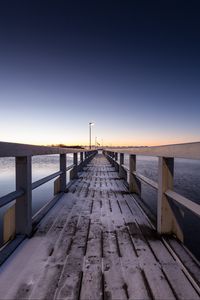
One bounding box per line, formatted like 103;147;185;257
0;154;200;299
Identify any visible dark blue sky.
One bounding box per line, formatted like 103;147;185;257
0;0;200;145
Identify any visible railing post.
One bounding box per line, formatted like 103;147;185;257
111;152;115;166
60;154;66;192
120;153;124;165
119;153;126;180
157;157;183;240
115;152;118;161
80;152;83;163
74;152;78;165
70;153;78;180
15;156;32;236
113;152;119;171
129;154;141;195
79;152;84;171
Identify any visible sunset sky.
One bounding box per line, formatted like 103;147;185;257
0;1;200;146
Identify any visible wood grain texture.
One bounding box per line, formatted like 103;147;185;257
0;154;199;300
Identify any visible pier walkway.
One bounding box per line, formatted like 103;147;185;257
0;154;200;299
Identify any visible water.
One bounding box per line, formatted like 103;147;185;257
0;154;200;260
124;155;200;259
0;154;73;244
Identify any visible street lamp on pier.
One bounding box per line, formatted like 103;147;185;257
89;122;94;149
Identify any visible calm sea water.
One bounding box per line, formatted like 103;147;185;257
0;154;200;260
123;155;200;260
0;154;73;244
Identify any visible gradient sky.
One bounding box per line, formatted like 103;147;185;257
0;0;200;146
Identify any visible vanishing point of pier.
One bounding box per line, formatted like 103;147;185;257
0;142;200;299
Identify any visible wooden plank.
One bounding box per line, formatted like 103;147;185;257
0;141;95;157
167;238;200;286
124;194;200;298
0;189;24;208
55;198;92;299
80;198;103;300
166;189;200;217
109;192;151;300
3;204;16;243
105;142;200;160
31;196;90;299
162;264;200;299
129;154;141;195
103;230;128;300
101;194;128;300
31;170;62;190
0;235;25;266
54;177;61;195
29;195;85;299
49;195;87;264
34;193;69;236
28;264;63;299
120;194;176;299
133;171;158;190
15;156;32;236
117;226;151;300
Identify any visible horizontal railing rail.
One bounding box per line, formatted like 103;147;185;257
105;142;200;160
122;164;129;171
165;190;200;217
0;190;24;208
0;165;79;209
0;141;88;157
66;164;75;171
32;170;63;190
133;171;158;190
0;141;97;259
104;141;200;243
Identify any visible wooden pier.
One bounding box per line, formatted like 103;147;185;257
0;142;200;299
0;150;200;299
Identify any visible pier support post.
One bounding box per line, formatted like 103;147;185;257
59;154;66;192
157;157;183;240
80;152;83;163
79;152;84;171
129;154;141;195
114;152;119;172
120;153;124;165
111;152;115;166
119;153;127;181
115;152;118;161
84;152;87;159
70;153;78;180
15;156;32;236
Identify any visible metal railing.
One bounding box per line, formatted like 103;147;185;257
104;142;200;242
0;141;97;253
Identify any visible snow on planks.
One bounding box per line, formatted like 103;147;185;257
0;154;200;299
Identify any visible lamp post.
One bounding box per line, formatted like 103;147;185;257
89;122;94;149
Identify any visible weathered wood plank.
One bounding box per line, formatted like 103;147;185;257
101;195;128;300
55;198;92;300
80;198;103;300
120;195;176;299
167;238;200;286
29;195;85;299
109;193;151;300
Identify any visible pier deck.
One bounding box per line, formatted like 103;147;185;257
0;154;200;299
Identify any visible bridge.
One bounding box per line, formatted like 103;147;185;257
0;141;200;299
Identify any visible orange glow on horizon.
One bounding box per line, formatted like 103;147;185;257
37;137;200;148
1;134;199;148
